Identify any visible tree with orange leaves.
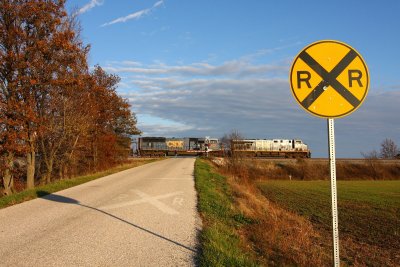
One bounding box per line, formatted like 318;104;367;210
0;0;30;195
86;66;140;170
0;0;140;194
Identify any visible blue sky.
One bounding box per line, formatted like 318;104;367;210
66;0;400;157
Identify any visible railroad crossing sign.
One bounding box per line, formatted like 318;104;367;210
290;40;369;118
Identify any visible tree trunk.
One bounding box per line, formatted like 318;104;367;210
44;158;53;184
58;162;65;180
2;153;15;196
39;153;54;185
93;138;98;170
26;132;36;189
26;151;35;189
2;169;14;196
39;138;53;185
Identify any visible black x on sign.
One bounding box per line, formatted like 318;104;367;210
290;40;369;118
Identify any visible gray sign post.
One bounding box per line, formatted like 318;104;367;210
328;118;340;266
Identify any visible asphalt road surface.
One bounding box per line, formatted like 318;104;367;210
0;158;201;266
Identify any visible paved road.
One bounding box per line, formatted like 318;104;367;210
0;158;201;266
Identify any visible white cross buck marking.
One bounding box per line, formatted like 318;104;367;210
100;190;183;215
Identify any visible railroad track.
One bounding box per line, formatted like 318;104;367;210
252;158;399;164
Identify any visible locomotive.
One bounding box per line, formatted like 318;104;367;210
137;136;222;157
231;139;311;158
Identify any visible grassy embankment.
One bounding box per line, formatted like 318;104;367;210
195;158;330;266
194;159;258;266
259;180;400;266
0;158;161;209
198;157;400;266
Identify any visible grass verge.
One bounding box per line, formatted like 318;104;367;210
0;158;161;209
218;158;330;266
259;180;400;266
194;159;258;267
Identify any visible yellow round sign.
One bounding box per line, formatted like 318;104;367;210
290;40;369;118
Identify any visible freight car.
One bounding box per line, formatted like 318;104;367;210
137;136;222;157
231;139;311;158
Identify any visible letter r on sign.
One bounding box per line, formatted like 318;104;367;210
297;71;312;89
348;69;363;87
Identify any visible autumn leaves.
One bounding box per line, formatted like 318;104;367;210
0;0;140;195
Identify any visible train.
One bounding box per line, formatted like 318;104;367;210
136;137;311;158
137;137;222;157
231;139;311;158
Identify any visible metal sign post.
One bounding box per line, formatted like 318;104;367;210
328;118;340;266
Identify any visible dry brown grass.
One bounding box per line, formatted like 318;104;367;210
218;158;332;266
248;158;400;181
213;156;400;266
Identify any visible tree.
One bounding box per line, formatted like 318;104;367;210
0;0;84;189
361;150;379;160
361;150;381;180
19;0;74;187
87;66;140;170
220;130;244;151
380;138;398;159
0;0;30;194
0;0;140;194
32;11;90;184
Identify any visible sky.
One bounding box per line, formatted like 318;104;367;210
66;0;400;158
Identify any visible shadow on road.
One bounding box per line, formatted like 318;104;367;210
37;191;196;253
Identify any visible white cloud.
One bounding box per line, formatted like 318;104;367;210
77;0;103;15
102;9;150;26
106;52;400;157
153;1;164;8
101;0;164;27
103;59;287;77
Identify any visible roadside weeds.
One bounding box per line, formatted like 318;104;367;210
195;158;329;266
221;165;330;266
217;157;400;266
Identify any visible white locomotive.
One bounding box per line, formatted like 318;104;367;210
231;139;310;158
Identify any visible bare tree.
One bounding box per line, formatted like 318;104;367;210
361;150;381;180
361;150;379;160
380;138;398;159
220;130;244;151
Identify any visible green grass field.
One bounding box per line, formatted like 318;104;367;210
258;180;400;252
